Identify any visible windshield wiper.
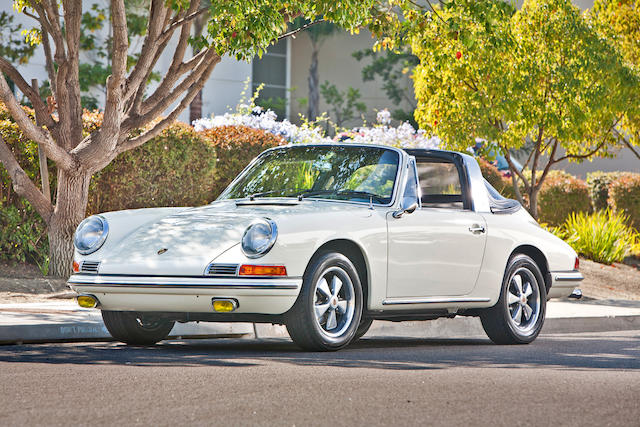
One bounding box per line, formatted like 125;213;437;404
297;189;386;203
249;189;311;201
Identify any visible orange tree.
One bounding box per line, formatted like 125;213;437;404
383;0;639;218
0;0;385;276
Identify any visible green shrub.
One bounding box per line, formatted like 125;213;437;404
586;171;626;211
477;158;515;198
554;210;640;264
88;123;217;214
537;172;592;226
0;200;49;273
199;125;285;199
608;173;640;230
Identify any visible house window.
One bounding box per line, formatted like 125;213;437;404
252;39;289;118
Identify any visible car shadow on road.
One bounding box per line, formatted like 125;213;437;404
0;331;638;371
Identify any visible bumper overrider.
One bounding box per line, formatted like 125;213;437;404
68;274;303;315
548;270;584;299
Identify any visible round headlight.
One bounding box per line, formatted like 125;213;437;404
74;215;109;255
241;219;278;258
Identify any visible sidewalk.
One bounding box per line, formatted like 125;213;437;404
1;298;639;345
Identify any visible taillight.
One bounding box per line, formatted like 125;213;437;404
574;257;580;270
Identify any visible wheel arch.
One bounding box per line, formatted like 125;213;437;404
307;239;370;307
510;244;551;293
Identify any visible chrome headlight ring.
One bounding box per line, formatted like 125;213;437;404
241;218;278;259
73;215;109;255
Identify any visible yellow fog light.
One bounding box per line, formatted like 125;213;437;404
77;294;98;308
212;299;238;312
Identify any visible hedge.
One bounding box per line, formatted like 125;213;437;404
477;158;515;198
88;123;217;214
199;125;285;199
586;171;626;211
608;173;640;230
537;172;592;226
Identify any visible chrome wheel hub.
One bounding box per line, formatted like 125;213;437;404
313;266;355;338
506;267;541;335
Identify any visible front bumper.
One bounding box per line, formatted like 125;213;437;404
68;274;302;314
548;270;583;299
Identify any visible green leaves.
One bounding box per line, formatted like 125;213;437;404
202;0;378;60
553;210;640;264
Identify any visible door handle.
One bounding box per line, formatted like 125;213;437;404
469;224;485;234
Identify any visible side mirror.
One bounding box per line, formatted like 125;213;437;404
392;201;418;219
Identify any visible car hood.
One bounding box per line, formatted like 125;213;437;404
97;199;363;276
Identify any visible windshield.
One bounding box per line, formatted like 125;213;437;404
219;145;400;204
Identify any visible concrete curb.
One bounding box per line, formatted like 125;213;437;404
1;299;639;345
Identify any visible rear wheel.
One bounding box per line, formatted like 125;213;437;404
480;254;546;344
286;252;363;351
102;311;175;345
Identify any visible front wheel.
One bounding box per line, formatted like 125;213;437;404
286;252;363;351
480;254;547;344
102;311;175;345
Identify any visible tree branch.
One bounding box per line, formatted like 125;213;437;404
125;49;218;132
118;55;221;154
502;144;531;192
536;139;559;190
277;19;326;41
0;74;75;170
157;7;209;45
141;1;200;112
124;0;169;102
101;0;129;147
0;57;54;128
0;134;53;223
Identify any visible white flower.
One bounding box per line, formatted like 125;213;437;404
194;108;440;150
376;109;391;125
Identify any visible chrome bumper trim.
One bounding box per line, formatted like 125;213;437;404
552;271;584;282
68;274;301;290
382;297;490;306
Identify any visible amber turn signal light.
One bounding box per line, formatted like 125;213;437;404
77;294;98;308
72;261;80;273
238;265;287;276
212;299;238;312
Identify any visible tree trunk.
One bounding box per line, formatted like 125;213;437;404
189;11;207;124
527;187;539;220
307;44;319;121
47;169;91;277
189;90;203;124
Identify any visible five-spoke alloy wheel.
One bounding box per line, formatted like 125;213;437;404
286;251;363;351
480;254;546;344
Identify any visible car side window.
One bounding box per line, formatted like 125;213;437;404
416;159;464;209
401;159;420;208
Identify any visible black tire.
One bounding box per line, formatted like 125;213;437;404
102;311;175;345
480;254;547;344
286;251;363;351
353;318;374;341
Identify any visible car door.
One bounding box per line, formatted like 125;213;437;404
386;155;487;298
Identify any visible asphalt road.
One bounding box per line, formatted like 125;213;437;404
0;330;639;427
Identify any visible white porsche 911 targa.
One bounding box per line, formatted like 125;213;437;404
69;143;582;351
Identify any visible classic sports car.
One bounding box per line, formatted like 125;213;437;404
69;143;583;350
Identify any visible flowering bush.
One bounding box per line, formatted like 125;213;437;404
335;121;439;149
194;107;329;144
194;107;439;150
